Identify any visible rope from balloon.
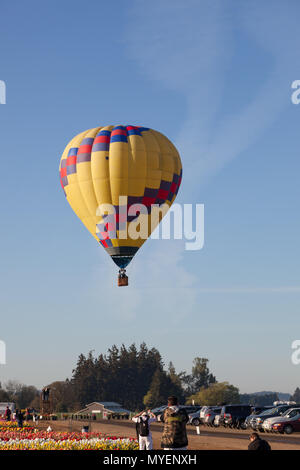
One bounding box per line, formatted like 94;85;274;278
118;268;128;287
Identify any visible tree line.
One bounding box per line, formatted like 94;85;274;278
0;381;40;410
0;342;298;412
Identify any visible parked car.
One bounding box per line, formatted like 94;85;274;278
199;406;212;423
250;404;300;431
204;407;222;426
189;411;201;426
262;407;300;433
219;405;252;429
244;407;273;429
272;411;300;434
252;406;273;414
183;405;202;415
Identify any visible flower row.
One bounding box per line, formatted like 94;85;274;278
0;437;139;450
0;421;33;430
0;430;134;441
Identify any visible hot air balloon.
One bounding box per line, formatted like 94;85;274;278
59;125;182;285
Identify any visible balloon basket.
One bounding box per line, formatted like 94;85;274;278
118;269;128;287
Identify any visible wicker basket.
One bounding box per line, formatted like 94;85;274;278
118;274;128;286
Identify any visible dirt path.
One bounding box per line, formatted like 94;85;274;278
35;419;300;450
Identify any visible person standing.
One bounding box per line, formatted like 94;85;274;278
248;432;271;451
160;396;189;450
4;406;11;421
132;410;156;450
42;387;50;401
16;409;24;428
25;408;30;422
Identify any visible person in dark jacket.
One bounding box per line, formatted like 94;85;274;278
42;387;50;401
4;406;11;421
16;409;24;428
248;432;271;451
161;396;189;450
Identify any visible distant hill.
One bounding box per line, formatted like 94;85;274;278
252;391;291;401
240;391;292;406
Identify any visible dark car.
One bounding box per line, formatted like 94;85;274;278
220;405;253;429
250;404;300;431
251;406;273;414
244;406;273;429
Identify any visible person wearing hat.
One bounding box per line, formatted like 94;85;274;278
132;410;156;450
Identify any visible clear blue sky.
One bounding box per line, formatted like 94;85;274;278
0;0;300;395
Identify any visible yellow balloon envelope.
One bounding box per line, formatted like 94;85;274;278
59;125;182;284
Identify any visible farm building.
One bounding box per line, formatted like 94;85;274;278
74;402;131;420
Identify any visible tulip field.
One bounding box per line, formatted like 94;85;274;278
0;421;34;431
0;421;138;450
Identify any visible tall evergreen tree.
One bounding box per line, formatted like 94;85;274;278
291;387;300;403
143;368;184;408
182;358;216;396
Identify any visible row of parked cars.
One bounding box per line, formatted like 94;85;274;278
188;402;300;434
248;404;300;434
151;402;300;434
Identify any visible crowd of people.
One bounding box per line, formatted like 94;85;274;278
3;406;39;427
132;396;271;451
4;406;23;426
